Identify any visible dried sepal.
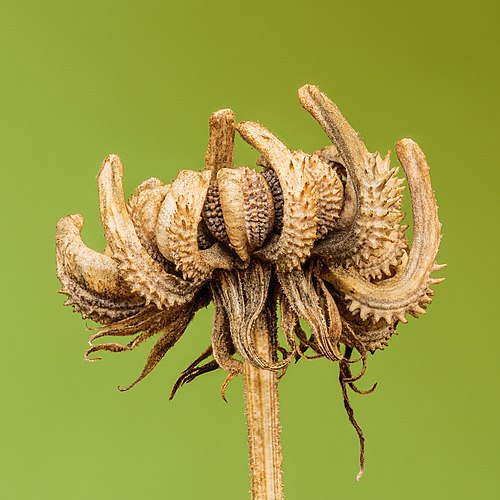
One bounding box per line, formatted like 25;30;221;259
98;155;197;308
56;214;144;324
170;352;220;400
217;166;275;261
86;291;210;390
88;304;172;342
117;306;196;392
213;261;291;371
278;293;299;352
277;268;343;361
210;289;242;401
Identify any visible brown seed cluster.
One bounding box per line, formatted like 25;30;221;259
56;85;444;477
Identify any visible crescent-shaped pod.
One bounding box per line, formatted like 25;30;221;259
56;214;144;324
321;139;445;324
97;155;200;308
299;85;408;280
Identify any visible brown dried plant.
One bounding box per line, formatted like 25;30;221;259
56;85;443;499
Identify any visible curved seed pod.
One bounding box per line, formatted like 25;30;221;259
325;151;408;280
307;153;344;238
342;316;398;353
321;139;444;324
156;169;233;283
348;151;407;280
298;85;367;256
217;166;275;261
298;84;369;179
334;293;398;353
202;179;230;244
260;168;284;233
98;155;197;308
236;121;319;272
127;177;171;265
299;85;408;279
314;145;365;232
197;219;216;250
56;214;144;324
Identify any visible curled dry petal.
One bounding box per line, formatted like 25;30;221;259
321;139;444;324
277;268;343;361
213;261;291;371
117;300;199;391
98;155;197;308
156;169;233;283
86;291;210;388
56;214;144;324
88;304;171;343
211;289;242;375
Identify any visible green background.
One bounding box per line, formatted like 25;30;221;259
1;1;498;498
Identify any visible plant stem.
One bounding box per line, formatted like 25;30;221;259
243;314;284;500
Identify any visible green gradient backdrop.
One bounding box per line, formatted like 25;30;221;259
1;1;498;498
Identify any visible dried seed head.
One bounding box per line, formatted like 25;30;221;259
56;87;444;487
217;166;275;261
